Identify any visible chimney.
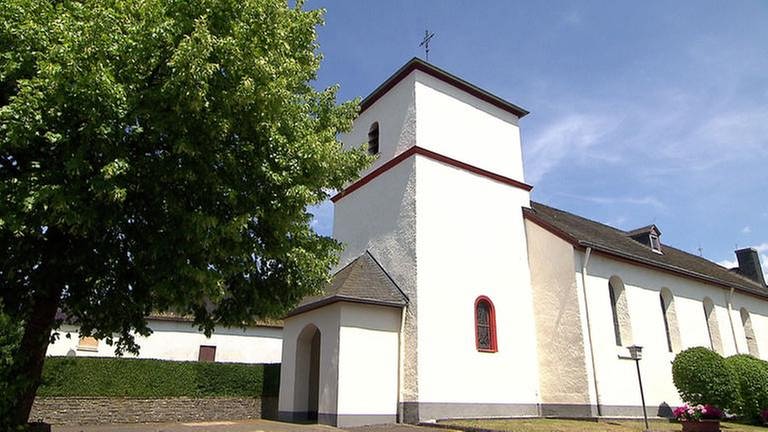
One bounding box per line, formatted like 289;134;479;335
735;248;766;286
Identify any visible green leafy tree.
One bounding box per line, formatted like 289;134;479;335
0;0;368;426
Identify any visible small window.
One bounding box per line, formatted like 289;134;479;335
198;345;216;362
77;336;98;352
475;296;497;352
650;234;662;253
367;122;380;155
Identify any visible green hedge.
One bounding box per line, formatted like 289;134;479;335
672;347;740;410
726;354;768;420
39;357;280;398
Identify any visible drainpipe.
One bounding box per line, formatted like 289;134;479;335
726;288;739;354
396;305;407;423
580;247;602;416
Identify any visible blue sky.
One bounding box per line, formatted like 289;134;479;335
306;1;768;273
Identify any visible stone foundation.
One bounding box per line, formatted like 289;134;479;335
30;396;278;425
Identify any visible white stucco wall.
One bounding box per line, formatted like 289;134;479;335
337;303;402;423
340;73;416;177
332;156;419;403
579;252;768;414
414;70;524;182
525;221;592;408
415;155;539;408
46;320;282;364
279;304;342;417
727;290;768;358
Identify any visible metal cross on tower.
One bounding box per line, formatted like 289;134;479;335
419;30;435;61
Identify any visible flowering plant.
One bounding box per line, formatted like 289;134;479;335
673;404;723;422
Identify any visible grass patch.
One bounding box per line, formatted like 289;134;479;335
440;418;768;432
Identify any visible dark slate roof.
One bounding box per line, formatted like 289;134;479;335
286;251;409;317
526;201;768;298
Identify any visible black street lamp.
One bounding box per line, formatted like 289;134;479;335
628;345;649;431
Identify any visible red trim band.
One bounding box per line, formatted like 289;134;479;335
330;146;533;203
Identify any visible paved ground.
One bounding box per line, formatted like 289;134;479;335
53;420;455;432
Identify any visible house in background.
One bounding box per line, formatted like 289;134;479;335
277;58;768;428
46;313;282;364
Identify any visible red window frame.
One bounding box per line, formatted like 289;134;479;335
474;296;498;352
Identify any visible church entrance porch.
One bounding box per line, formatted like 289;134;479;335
278;300;404;428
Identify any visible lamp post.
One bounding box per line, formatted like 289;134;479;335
628;345;649;431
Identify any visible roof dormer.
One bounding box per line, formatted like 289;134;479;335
626;225;663;254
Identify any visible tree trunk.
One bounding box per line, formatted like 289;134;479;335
9;280;63;426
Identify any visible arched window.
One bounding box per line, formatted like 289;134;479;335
367;122;380;155
741;308;759;356
703;297;722;353
609;276;633;347
660;288;681;352
475;296;497;352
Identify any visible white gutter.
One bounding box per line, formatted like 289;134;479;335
580;247;602;416
396;305;407;422
727;288;739;354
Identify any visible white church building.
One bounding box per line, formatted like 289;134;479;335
277;58;768;427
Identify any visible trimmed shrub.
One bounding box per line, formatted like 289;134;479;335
725;354;768;420
672;347;740;411
39;357;280;398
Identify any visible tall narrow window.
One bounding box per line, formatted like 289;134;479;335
608;276;633;347
660;293;673;352
475;296;497;352
367;122;380;155
741;308;759;357
659;288;681;352
703;297;722;353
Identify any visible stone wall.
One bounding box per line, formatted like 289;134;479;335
31;396;278;425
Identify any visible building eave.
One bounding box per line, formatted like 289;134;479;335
284;296;406;319
360;57;529;118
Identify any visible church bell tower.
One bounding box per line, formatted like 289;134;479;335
330;58;541;423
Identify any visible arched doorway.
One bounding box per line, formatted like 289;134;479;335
294;324;321;421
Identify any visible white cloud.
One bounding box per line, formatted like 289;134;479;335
562;11;582;26
557;192;666;210
742;226;752;234
524;114;618;184
717;259;738;269
763;254;768;279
